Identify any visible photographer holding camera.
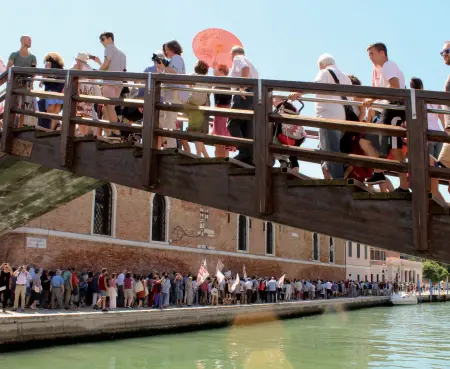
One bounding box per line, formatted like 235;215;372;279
13;265;29;311
154;40;188;150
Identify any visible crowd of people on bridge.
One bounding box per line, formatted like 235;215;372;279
0;262;399;313
1;35;450;199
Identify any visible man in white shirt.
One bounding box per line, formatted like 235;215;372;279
116;270;125;308
363;43;408;192
94;32;127;135
245;278;253;304
292;54;351;178
227;46;259;166
13;266;28;311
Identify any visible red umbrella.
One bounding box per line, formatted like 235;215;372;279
192;28;243;69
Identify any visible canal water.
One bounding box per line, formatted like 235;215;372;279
2;304;450;368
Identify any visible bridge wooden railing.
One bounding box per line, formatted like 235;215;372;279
1;67;450;254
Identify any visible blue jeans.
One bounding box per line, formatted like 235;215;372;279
319;128;344;178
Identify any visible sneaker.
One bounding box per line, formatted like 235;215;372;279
364;172;386;185
393;187;410;193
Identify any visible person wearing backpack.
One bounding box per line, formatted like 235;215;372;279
290;54;352;179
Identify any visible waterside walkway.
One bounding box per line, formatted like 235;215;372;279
0;296;389;348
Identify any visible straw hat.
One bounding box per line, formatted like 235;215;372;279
75;52;90;63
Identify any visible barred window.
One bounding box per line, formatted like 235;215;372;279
313;233;319;261
329;237;334;263
93;184;112;236
151;194;167;242
238;215;248;251
266;222;274;255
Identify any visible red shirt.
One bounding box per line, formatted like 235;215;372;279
98;274;107;291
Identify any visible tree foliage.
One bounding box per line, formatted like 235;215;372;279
422;261;449;282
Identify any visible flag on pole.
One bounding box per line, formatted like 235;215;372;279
216;269;225;284
231;273;240;292
216;259;225;273
202;259;207;268
243;264;247;280
278;274;286;288
197;263;209;286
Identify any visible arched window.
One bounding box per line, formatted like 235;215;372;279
313;233;319;261
151;194;167;242
93;184;113;236
329;237;334;263
237;215;248;252
265;222;274;255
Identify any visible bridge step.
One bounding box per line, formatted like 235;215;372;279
429;195;450;215
353;192;412;200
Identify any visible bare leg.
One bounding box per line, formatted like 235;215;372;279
181;140;191;152
215;145;226;158
390;149;408;190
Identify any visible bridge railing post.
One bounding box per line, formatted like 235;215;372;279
406;89;430;252
254;80;273;215
0;68;19;153
142;73;161;187
60;71;78;167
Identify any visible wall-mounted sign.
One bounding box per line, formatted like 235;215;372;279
26;237;47;249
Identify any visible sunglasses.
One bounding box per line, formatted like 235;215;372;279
440;48;450;56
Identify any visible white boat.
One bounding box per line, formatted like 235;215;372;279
390;292;418;305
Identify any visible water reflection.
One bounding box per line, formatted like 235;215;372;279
2;305;450;369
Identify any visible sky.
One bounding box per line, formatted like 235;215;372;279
2;0;450;187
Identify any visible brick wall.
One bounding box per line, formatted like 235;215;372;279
0;184;347;280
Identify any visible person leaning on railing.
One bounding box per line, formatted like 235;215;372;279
155;40;189;150
41;52;65;130
227;46;259;166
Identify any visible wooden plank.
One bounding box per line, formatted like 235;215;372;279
71;117;142;133
263;79;410;99
429;194;449;215
13;88;64;100
11;108;63;121
0;70;19;153
153;73;257;88
254;86;273;214
281;167;312;180
269;143;408;172
416;89;450;105
347;179;377;194
406;97;430;251
429;166;450;180
427;130;450;144
228;168;256;176
153;128;253;148
142;75;161;187
227;158;255;169
155;102;253;120
73;94;144;108
270;113;407;137
96;141;134;150
353;192;412;200
287;179;348;187
60;73;78;167
177;157;228;165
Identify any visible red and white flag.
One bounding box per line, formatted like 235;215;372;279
231;273;240;293
197;263;209;285
243;264;247;280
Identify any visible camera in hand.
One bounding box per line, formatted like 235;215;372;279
152;53;169;67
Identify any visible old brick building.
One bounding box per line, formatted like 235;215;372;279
0;183;348;280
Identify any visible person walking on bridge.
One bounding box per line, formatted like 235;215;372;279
7;35;37;128
227;46;259;166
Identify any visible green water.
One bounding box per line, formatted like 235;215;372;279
3;304;450;369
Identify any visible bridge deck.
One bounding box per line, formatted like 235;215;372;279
1;68;450;262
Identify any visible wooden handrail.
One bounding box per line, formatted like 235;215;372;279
13;89;64;100
73;94;144;108
427;130;450;144
270;113;407;137
71;117;142;133
155;102;253;120
269;143;409;172
153;128;253;148
11;108;63;121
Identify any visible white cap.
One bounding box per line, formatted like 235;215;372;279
75;52;89;63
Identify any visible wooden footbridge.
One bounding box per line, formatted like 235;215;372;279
1;68;450;262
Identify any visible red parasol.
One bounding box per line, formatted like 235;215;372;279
192;28;243;69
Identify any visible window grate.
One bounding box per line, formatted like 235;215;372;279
152;195;167;242
93;184;112;236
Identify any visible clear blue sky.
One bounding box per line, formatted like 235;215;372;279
2;0;450;185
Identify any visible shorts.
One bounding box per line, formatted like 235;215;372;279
100;290;107;297
102;85;122;98
124;289;133;300
381;106;406;151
